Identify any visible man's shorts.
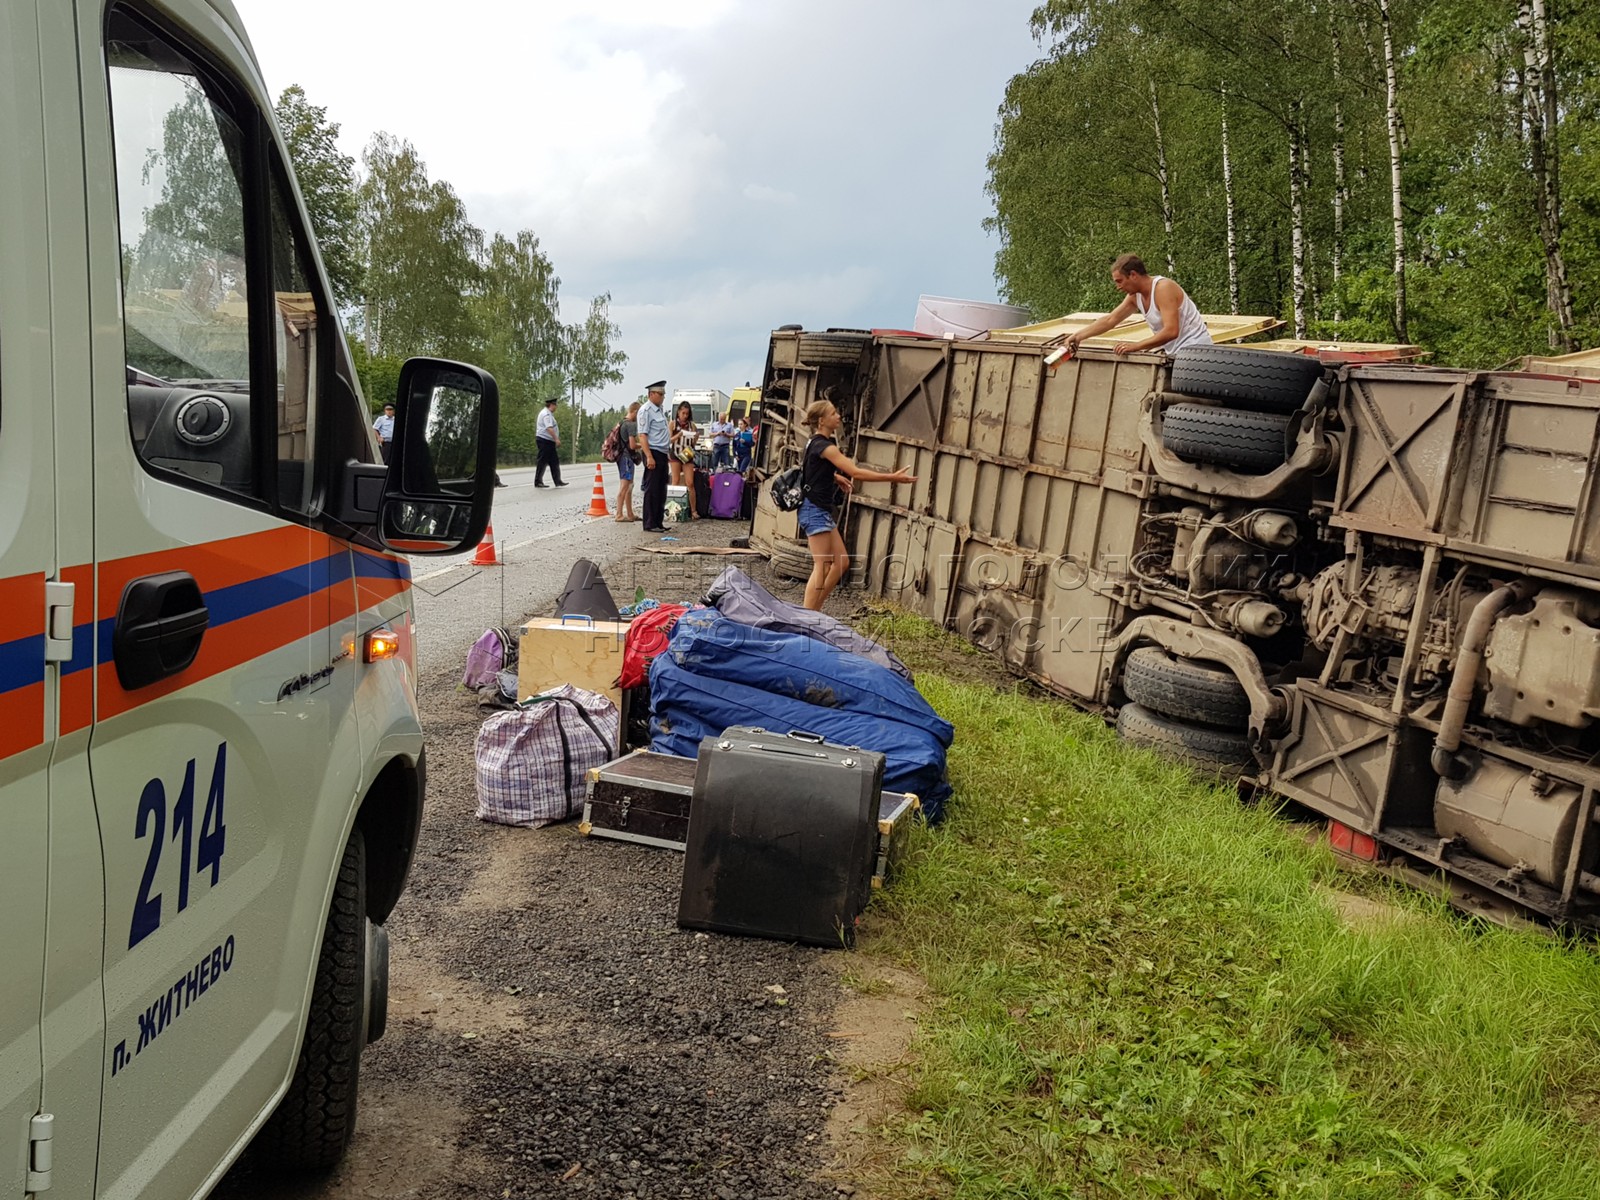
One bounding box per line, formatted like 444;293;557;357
616;454;634;482
797;499;837;537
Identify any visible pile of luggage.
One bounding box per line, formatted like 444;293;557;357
465;562;954;947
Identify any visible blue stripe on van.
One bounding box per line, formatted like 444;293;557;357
92;551;354;667
352;549;411;581
0;634;46;694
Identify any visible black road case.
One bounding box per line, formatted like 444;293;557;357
581;750;696;850
678;728;883;947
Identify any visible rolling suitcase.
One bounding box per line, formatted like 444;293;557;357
678;727;882;947
708;473;745;519
692;469;712;518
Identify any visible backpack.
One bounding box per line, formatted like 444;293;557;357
462;626;519;692
601;422;624;463
769;466;804;512
617;603;690;690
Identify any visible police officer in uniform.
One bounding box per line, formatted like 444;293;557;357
637;380;671;532
534;396;567;487
372;402;396;463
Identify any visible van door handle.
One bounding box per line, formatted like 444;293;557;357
113;571;210;690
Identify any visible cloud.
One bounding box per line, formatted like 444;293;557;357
742;183;798;207
235;0;1043;411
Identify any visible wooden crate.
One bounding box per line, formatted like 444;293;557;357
517;616;629;708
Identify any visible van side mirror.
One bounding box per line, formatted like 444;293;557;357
379;358;499;554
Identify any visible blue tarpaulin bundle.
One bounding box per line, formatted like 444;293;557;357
650;609;953;820
704;566;912;680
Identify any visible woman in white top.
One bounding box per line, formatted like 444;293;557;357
1061;254;1213;357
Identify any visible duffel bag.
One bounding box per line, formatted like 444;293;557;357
475;684;620;827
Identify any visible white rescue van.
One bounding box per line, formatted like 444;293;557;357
2;1;499;1195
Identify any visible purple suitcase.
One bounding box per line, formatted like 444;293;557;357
709;473;745;519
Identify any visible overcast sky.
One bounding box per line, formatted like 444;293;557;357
234;0;1043;413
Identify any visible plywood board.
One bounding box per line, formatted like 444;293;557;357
517;618;630;708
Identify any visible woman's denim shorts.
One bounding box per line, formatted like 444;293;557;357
797;498;837;536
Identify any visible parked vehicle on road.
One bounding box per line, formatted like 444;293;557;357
2;1;497;1194
749;323;1600;928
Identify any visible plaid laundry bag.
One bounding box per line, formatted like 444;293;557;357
474;684;619;827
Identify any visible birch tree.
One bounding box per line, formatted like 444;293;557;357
1378;0;1407;340
1150;81;1177;277
1329;22;1347;326
1520;0;1574;349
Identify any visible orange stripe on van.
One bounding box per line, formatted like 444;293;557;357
0;682;45;758
0;572;45;639
96;586;341;720
95;527;339;620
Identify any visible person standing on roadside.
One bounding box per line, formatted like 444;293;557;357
614;400;641;522
708;410;736;472
670;401;701;520
638;381;671;532
373;402;395;463
733;417;755;473
798;397;916;612
534;396;567;487
1059;254;1213;358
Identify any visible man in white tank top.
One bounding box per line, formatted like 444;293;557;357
1060;254;1213;357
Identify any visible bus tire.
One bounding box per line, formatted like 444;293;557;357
1116;702;1253;774
1122;646;1251;729
1161;404;1292;473
1169;345;1324;413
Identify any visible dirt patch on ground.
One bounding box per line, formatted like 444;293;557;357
1319;886;1414;930
818;962;928;1195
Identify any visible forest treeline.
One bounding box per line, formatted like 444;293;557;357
275;86;627;462
987;0;1600;366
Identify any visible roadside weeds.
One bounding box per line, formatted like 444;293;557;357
840;615;1600;1199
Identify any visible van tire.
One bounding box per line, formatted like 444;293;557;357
1122;646;1251;730
1169;345;1323;413
258;829;367;1171
1161;404;1292;473
797;332;870;367
1116;702;1253;773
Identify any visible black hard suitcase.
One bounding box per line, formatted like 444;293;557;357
678;728;883;947
583;748;918;884
581;750;695;849
692;469;712;518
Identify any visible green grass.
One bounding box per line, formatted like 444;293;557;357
859;619;1600;1200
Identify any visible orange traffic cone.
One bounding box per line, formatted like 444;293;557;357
470;523;500;566
586;463;610;517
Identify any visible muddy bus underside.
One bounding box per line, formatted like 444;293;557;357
752;329;1600;929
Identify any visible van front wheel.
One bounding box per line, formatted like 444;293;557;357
259;828;367;1171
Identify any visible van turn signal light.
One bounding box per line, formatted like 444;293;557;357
365;628;401;663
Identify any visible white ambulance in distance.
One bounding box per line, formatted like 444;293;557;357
2;1;499;1195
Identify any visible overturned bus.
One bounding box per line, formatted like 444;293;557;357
749;324;1600;928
